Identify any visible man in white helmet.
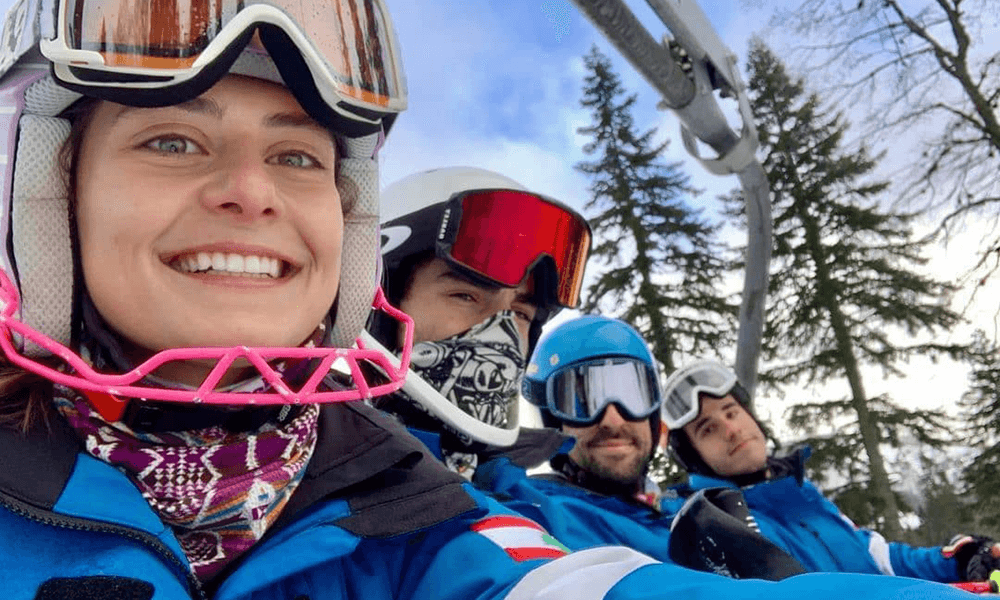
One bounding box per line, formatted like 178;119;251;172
663;360;1000;586
367;166;592;476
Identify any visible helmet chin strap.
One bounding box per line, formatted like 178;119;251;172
359;331;519;447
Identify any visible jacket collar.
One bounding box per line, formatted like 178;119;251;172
0;412;82;511
688;446;811;491
477;426;571;469
274;402;478;537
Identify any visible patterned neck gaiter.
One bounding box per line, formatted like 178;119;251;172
409;310;525;430
56;390;319;582
380;311;525;479
56;294;324;582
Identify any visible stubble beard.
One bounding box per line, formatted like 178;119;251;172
579;446;654;491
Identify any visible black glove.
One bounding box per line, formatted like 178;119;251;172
943;535;1000;581
669;487;807;581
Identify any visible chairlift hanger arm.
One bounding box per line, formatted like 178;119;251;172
569;0;771;400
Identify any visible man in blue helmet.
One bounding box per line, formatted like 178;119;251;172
520;316;665;503
663;359;1000;586
475;315;809;580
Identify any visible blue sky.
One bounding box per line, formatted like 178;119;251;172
379;0;770;213
377;0;1000;434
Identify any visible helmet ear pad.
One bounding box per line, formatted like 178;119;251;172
524;256;560;356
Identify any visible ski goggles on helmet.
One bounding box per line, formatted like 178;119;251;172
661;360;738;430
438;189;591;309
545;357;661;426
39;0;405;135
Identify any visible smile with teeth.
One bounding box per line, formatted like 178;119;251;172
170;251;289;279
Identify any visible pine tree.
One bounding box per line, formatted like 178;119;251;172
959;330;1000;531
575;45;736;379
732;40;969;539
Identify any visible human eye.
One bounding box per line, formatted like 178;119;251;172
449;290;478;303
270;150;322;169
143;135;201;155
512;302;537;324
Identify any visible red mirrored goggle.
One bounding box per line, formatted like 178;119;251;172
438;189;591;309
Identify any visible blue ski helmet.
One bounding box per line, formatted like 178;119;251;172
523;315;662;437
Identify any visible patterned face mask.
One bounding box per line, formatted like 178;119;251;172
409;310;526;432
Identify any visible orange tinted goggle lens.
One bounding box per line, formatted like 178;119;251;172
66;0;402;108
447;190;591;308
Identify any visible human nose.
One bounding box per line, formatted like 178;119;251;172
487;289;519;316
601;404;627;427
722;419;741;440
200;151;279;222
490;291;530;347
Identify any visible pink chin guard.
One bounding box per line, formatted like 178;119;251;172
0;269;413;419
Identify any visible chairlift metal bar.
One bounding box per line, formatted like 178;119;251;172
570;0;772;400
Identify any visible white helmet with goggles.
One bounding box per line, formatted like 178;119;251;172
0;0;412;414
362;166;592;447
377;166;592;350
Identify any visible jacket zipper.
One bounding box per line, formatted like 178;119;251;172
0;492;206;600
798;519;847;571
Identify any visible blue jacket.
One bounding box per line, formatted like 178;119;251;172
408;429;971;598
6;405;972;600
4;402;676;600
686;449;961;582
472;440;687;564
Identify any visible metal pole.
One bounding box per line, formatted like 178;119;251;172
570;0;772;400
571;0;695;109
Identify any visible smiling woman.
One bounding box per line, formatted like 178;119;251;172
72;76;346;386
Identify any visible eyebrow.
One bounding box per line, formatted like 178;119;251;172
112;98;334;141
112;97;224;123
692;400;741;436
437;269;485;287
264;112;336;141
514;290;536;306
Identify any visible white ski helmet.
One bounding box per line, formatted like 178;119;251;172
364;166;591;447
376;166;592;353
0;0;410;409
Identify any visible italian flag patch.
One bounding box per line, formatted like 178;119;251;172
471;515;570;561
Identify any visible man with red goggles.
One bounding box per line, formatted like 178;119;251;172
376;166;590;350
663;360;1000;585
366;166;590;475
